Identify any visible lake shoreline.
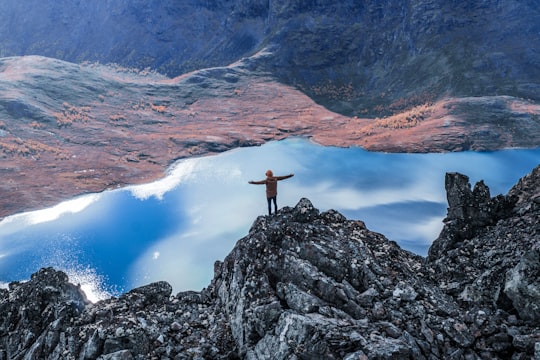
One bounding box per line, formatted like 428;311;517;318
3;135;540;222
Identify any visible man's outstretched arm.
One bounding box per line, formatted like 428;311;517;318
249;180;266;184
276;174;294;181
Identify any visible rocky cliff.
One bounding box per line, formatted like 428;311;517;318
1;166;539;359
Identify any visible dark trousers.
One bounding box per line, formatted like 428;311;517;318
267;196;277;215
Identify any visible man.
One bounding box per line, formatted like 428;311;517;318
249;170;294;215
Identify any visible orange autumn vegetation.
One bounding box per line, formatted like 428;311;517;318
150;103;167;113
362;103;433;135
54;102;91;127
0;136;65;159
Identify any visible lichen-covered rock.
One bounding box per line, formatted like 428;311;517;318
0;268;237;360
2;0;540;221
426;168;536;309
0;166;539;359
428;172;517;260
505;249;540;322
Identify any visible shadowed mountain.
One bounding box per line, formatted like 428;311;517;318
0;0;539;116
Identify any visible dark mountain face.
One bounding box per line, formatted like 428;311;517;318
0;0;268;76
264;0;540;115
1;0;538;116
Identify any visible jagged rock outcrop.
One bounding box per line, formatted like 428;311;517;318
0;269;237;360
427;172;517;260
211;199;438;359
505;250;540;322
1;166;539;359
0;269;90;359
427;166;540;316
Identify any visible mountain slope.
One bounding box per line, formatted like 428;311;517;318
1;1;539;218
0;55;353;218
0;0;538;116
1;166;539;359
263;1;540;115
1;56;539;219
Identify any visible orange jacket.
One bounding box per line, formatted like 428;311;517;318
249;174;294;198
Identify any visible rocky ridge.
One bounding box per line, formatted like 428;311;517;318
1;165;539;359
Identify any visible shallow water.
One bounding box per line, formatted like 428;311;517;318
0;139;538;300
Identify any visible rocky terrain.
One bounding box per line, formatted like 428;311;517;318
1;166;539;359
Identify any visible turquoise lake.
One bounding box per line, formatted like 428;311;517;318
0;139;538;301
